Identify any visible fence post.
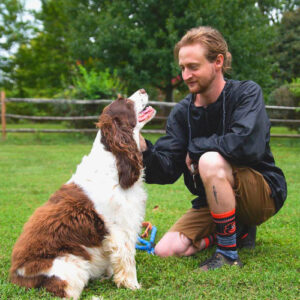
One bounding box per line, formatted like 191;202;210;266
1;90;6;141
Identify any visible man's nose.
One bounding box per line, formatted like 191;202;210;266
182;69;192;81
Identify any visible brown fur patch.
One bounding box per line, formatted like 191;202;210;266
96;98;143;189
10;274;67;298
10;183;107;292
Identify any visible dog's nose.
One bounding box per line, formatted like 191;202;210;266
140;89;146;94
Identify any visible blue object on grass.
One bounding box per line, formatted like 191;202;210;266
135;226;157;254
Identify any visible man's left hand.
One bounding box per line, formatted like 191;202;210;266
186;153;198;174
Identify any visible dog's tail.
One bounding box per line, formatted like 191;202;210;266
10;272;68;298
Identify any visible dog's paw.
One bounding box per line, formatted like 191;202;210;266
100;266;113;282
90;296;104;300
115;278;141;290
123;280;141;290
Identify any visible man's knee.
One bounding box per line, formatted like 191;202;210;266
198;151;233;185
154;232;192;257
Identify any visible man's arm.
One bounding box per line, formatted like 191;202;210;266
141;104;188;184
188;82;270;165
139;134;148;152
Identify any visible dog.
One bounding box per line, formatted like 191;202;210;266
10;89;156;299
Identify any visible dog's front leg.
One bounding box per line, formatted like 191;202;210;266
103;231;140;290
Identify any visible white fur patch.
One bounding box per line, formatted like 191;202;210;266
15;89;150;299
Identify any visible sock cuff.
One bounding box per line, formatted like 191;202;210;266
203;234;215;249
204;237;210;249
211;208;236;219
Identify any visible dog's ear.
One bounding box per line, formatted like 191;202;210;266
96;113;142;189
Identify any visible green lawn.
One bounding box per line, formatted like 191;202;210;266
0;126;299;299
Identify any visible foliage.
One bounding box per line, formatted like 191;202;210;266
1;0;72;96
1;0;290;101
289;77;300;98
6;34;72;98
0;0;32;88
69;64;126;100
256;0;299;24
0;131;299;299
272;7;300;84
268;78;300;131
54;65;126;128
0;0;30;55
65;0;279;100
1;1;299;103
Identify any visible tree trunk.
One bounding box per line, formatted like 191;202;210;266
164;84;174;102
160;85;174;118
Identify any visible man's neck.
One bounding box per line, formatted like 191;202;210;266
194;77;226;107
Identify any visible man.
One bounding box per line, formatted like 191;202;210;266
139;26;287;270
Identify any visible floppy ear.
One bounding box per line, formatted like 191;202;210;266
96;114;143;189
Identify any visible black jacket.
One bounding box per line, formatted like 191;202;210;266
142;79;287;212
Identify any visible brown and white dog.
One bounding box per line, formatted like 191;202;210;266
10;89;156;299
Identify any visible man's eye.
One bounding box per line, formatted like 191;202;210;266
190;65;199;70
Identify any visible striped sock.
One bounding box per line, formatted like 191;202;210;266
211;208;238;260
203;234;216;249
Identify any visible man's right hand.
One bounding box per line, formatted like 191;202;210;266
139;134;147;152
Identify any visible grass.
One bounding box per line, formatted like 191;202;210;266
0;123;299;299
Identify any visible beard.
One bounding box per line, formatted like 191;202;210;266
186;67;216;94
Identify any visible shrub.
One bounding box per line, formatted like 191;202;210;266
54;65;127;128
269;78;300;132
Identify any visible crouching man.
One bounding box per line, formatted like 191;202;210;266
139;26;287;270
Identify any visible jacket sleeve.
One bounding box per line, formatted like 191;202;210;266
142;104;188;184
188;82;270;165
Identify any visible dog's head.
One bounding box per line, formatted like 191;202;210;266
96;89;155;189
128;89;156;129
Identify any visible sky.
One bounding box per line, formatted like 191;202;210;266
0;0;42;58
24;0;41;12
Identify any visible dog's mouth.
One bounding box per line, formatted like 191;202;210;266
138;106;156;123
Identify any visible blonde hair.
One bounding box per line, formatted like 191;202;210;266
174;26;232;74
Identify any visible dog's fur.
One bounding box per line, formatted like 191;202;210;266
10;90;155;299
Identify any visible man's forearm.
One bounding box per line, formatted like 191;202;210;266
139;134;148;152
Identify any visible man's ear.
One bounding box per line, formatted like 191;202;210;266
215;54;224;71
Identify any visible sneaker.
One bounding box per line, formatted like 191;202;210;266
237;225;256;249
199;252;243;271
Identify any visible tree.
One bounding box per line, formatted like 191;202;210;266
0;0;31;88
3;0;289;101
257;0;298;24
272;7;300;83
66;0;278;101
5;0;73;96
0;0;29;54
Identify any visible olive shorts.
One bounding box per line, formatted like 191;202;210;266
169;167;276;248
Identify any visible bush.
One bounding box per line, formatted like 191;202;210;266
4;86;59;123
269;78;300;132
289;78;300;98
54;65;127;128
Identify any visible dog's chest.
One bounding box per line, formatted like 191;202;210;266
68;138;146;230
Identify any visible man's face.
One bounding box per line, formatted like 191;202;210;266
178;43;217;94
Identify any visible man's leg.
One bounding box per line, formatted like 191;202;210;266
154;232;206;257
198;151;242;270
154;207;216;257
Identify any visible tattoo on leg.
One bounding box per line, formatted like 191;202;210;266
213;185;218;205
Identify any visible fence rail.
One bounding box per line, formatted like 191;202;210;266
4;97;299;110
1;91;299;140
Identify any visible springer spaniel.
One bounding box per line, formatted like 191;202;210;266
10;89;156;299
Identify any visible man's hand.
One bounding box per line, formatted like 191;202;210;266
186;153;198;174
139;134;147;152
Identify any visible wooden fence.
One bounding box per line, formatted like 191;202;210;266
1;91;300;140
